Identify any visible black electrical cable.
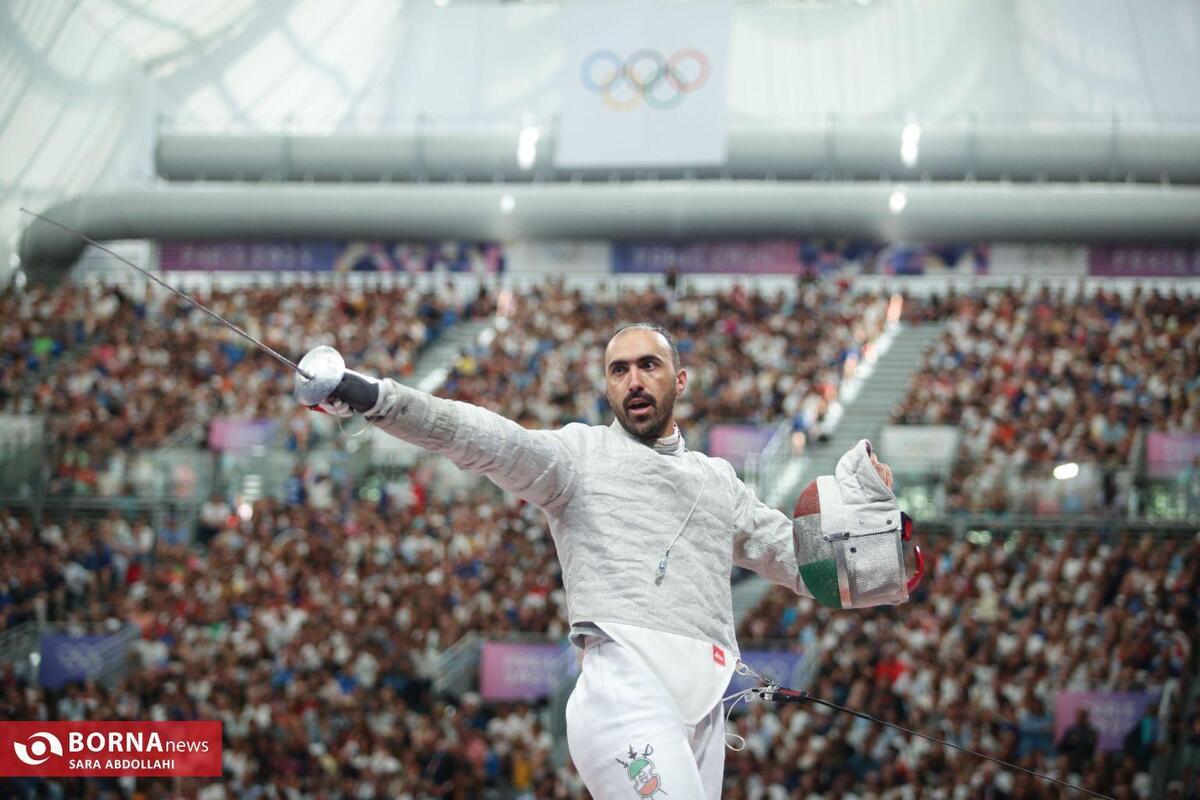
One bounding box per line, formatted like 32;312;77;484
755;685;1114;800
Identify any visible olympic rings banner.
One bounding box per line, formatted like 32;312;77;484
578;48;712;113
556;0;732;168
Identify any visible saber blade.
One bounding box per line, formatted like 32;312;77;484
19;208;312;380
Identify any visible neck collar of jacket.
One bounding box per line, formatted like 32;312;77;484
610;419;686;456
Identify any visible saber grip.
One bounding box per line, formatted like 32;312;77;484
331;370;380;414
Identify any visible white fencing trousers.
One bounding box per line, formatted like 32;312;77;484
565;638;725;799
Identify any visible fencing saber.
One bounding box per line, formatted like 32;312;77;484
731;662;1115;800
19;208;313;380
14;210;371;409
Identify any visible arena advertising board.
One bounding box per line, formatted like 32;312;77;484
0;722;221;777
611;241;989;275
1145;432;1200;479
613;241;807;274
989;244;1087;276
38;633;127;690
556;0;733;167
156;239;1200;278
160;240;505;273
479;641;577;702
207;417;279;452
504;240;613;274
875;243;989;275
1053;692;1157;752
707;424;777;471
1088;246;1200;277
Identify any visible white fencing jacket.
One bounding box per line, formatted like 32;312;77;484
367;378;811;646
364;379;898;720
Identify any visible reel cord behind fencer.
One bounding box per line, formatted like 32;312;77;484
725;662;1115;800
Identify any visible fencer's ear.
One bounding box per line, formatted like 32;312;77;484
675;367;688;394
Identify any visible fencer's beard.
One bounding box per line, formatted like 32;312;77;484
612;383;678;442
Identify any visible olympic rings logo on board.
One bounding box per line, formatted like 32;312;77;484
55;642;105;676
580;48;711;111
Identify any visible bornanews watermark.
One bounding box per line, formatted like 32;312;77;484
0;722;221;777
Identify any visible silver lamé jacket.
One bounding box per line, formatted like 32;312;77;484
366;378;811;655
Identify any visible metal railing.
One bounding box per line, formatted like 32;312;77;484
892;460;1149;519
434;632;482;696
743;417;796;500
0;622;45;682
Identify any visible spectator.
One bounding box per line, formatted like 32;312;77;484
1123;707;1158;772
1060;708;1100;774
197;492;229;547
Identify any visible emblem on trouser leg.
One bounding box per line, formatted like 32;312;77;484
616;745;665;797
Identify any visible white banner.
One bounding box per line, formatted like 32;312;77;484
990;244;1088;277
556;0;732;168
0;414;43;450
878;425;960;474
505;240;612;274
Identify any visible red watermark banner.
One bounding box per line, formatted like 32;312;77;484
0;721;221;777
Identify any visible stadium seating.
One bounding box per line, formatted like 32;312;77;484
2;278;1196;798
730;530;1194;799
892;286;1200;515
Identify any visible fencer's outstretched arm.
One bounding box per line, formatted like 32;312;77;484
297;351;580;510
364;378;580;509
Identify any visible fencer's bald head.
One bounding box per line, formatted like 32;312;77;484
606;323;680;371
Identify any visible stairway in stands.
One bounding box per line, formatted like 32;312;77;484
732;320;945;624
797;321;945;485
405;319;492;392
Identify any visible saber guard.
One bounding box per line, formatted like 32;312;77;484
294;345;346;407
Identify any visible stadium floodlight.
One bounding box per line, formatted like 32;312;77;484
888;187;907;214
900;121;920;168
1053;462;1080;480
517;126;540;170
499;193;516;213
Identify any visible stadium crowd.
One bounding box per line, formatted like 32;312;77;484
892;285;1200;514
2;277;1197;798
0;483;577;799
733;530;1197;799
3;489;1194;798
0;281;491;496
1;277;897;499
442;280;897;444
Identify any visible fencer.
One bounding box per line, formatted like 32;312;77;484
295;323;918;800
